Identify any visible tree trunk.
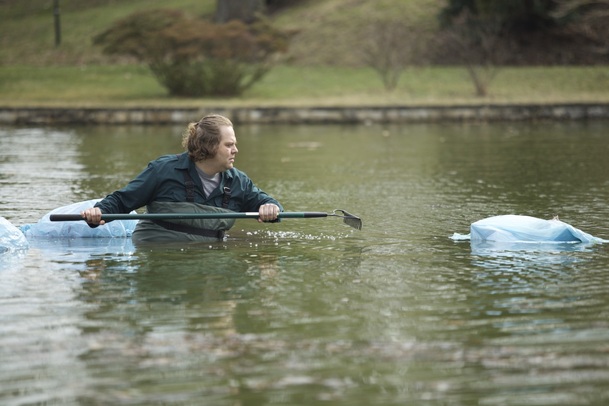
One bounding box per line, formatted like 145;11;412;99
215;0;265;23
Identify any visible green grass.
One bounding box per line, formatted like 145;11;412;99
0;65;165;106
2;64;609;108
0;0;217;65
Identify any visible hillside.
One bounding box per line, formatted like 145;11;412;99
2;0;604;68
0;0;442;67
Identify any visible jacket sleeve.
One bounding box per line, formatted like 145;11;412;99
95;161;160;214
235;171;283;213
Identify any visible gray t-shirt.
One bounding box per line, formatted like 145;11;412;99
195;166;220;198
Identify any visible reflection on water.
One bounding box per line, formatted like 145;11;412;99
1;122;609;405
0;128;84;221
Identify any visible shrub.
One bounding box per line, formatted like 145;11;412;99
93;9;290;97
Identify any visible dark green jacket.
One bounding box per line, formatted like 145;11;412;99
95;152;283;215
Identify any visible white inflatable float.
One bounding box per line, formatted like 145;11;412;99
20;199;138;239
1;199;138;254
0;216;29;254
451;215;608;244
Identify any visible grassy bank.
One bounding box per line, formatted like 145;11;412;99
1;65;609;108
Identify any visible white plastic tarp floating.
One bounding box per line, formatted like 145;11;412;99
451;215;608;244
20;199;138;239
0;216;29;254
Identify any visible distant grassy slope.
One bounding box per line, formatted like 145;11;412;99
272;0;444;66
0;0;216;65
0;0;442;66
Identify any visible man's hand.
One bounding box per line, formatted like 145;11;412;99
258;204;280;223
81;207;105;225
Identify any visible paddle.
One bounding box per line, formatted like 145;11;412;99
50;209;363;230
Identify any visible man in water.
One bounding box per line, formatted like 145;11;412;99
81;114;282;242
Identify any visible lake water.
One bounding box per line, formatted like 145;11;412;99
1;121;609;405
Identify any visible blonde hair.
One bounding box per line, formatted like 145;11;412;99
182;114;233;161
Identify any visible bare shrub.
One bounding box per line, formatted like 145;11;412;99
360;19;418;91
438;10;506;97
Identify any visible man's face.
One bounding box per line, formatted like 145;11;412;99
209;125;238;172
